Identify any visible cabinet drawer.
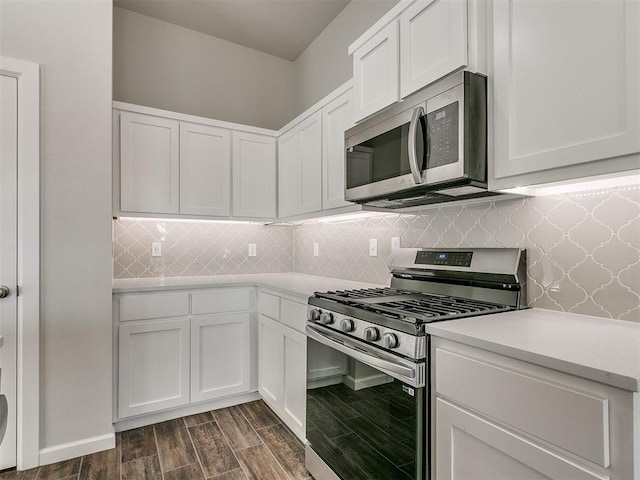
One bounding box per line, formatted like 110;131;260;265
280;299;307;333
192;288;251;314
258;291;280;320
119;292;189;321
435;347;610;467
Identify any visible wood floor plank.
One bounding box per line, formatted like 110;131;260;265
237;401;280;430
0;468;38;479
78;447;119;480
163;463;205;480
34;458;81;479
155;418;199;472
212;469;247;480
120;425;157;463
213;406;262;451
235;444;289;480
258;424;309;480
121;456;162;480
184;411;215;427
189;422;240;477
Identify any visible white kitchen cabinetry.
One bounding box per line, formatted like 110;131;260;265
119;317;190;418
232;131;277;219
180;122;230;217
257;290;308;440
115;287;256;424
350;0;486;123
432;338;637;480
490;0;640;190
119;112;180;214
114;103;278;221
351;20;400;123
277;111;322;218
322;89;354;210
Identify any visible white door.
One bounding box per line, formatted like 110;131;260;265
0;74;18;469
277;128;300;218
257;315;283;407
298;111;323;215
281;327;306;440
322;90;353;210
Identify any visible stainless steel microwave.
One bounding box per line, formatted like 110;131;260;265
345;71;497;208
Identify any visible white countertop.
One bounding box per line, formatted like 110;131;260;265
112;273;386;300
425;308;640;392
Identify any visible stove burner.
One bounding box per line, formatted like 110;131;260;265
314;288;511;323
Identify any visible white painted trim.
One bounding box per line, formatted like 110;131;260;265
343;373;393;391
39;433;115;467
112;101;278;137
114;391;261;432
277;79;353;134
0;56;40;471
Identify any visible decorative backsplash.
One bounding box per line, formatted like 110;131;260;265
294;187;640;322
113;186;640;322
113;220;293;277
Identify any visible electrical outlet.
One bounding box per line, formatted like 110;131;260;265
313;242;319;257
369;238;378;257
248;243;257;257
151;242;162;257
391;237;401;250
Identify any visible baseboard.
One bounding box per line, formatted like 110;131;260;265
39;432;115;467
114;391;261;432
343;372;393;391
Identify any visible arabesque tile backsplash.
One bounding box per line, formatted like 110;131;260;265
114;186;640;322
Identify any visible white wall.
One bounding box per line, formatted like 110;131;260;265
294;0;398;112
0;0;113;458
113;7;298;130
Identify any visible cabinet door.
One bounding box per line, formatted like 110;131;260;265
435;398;605;480
118;318;190;418
298;111;323;215
120;112;179;214
400;0;468;98
191;313;250;403
277;128;300;219
491;0;640;186
180;122;231;216
232;132;276;219
258;315;283;408
322;90;353;210
352;20;400;122
282;327;307;440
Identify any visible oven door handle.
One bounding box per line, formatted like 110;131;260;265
408;105;425;184
306;324;424;387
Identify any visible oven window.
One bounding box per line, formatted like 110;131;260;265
307;340;425;480
346;117;426;189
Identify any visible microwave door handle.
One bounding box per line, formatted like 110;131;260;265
408;106;425;184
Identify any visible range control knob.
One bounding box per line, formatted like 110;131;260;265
340;318;355;333
383;332;399;349
319;312;334;325
364;327;380;342
309;309;321;322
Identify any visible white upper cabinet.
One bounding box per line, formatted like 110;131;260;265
350;0;486;123
490;0;640;189
277;110;323;218
232;131;277;219
322;89;353;210
352;20;400;123
120;112;179;214
400;0;468;98
179;122;231;217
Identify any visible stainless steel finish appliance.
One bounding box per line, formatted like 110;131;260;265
305;248;526;480
345;71;499;209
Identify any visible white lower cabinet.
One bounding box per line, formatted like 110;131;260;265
258;314;307;440
432;338;637;480
118;317;190;418
115;288;255;422
191;313;251;403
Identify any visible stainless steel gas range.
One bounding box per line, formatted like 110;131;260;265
305;247;527;480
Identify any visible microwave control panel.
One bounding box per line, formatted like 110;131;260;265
426;102;459;168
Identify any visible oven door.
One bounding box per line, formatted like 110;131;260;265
305;324;427;480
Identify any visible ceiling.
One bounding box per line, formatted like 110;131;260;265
113;0;351;61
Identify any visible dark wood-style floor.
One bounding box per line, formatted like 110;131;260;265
0;400;311;480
